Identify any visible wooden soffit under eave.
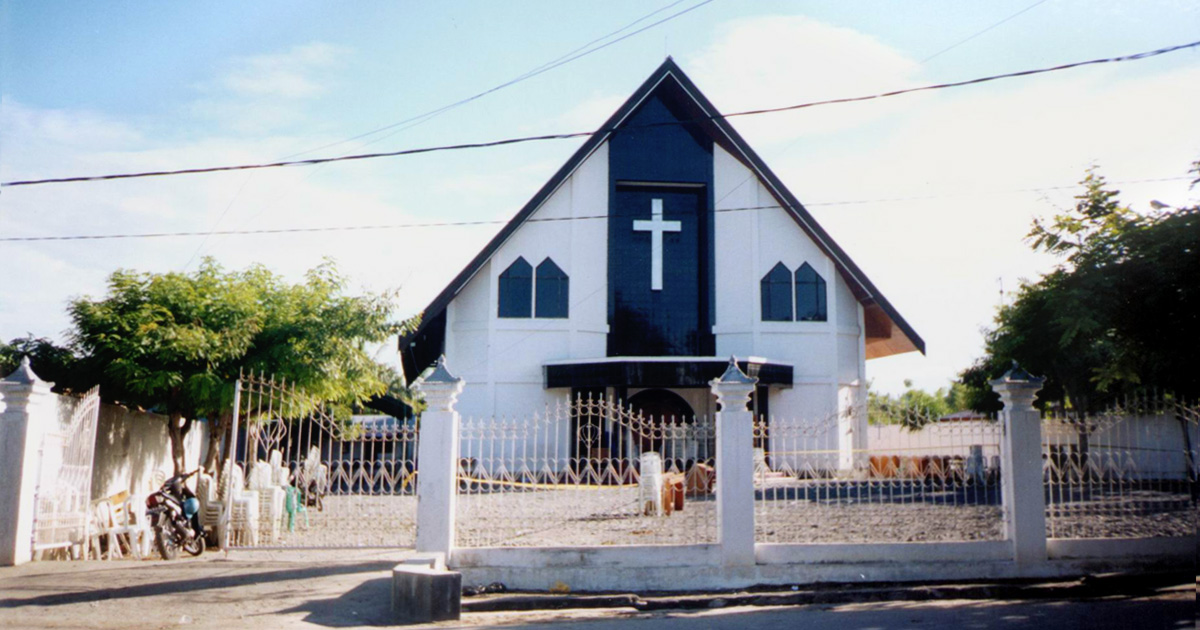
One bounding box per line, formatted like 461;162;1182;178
864;302;922;359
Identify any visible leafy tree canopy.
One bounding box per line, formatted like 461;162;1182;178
959;162;1200;412
0;335;80;389
868;379;973;430
61;259;419;472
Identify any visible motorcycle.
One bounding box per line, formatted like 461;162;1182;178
146;469;206;560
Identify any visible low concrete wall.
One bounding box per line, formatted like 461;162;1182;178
456;558;1129;592
1047;536;1196;561
91;404;208;499
451;544;720;569
756;541;1011;564
455;538;1192;591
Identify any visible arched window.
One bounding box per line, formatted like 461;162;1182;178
535;258;569;319
795;262;827;322
760;262;793;322
498;257;532;318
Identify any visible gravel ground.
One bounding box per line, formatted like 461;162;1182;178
231;485;1195;550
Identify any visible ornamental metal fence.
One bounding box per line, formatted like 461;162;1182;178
455;396;717;548
31;386;100;557
225;373;419;549
754;404;1004;544
1042;394;1199;539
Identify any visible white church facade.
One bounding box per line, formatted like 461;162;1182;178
399;59;923;468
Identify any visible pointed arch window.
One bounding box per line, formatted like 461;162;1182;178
760;262;793;322
795;262;827;322
535;258;569;319
498;257;532;318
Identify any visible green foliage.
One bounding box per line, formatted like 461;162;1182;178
959;163;1200;412
867;380;970;430
0;335;82;391
66;258;420;472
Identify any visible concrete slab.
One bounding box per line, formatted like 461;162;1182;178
391;563;461;623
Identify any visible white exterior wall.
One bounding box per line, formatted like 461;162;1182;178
442;143;867;472
446;144;610;430
90;403;207;500
713;146;864;469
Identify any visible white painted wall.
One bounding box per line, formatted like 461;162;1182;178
1043;414;1199;481
443;142;870;473
90;403;208;500
713;145;865;468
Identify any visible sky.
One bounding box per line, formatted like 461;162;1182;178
1;1;1198;396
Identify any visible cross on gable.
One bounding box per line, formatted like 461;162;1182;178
632;198;681;291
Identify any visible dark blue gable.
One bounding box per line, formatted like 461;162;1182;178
607;90;715;357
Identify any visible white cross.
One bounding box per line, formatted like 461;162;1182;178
632;198;681;291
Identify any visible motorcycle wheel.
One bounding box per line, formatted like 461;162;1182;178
155;527;179;561
183;533;206;556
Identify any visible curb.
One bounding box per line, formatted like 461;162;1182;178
462;571;1194;613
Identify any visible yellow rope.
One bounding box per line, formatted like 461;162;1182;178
457;475;639;490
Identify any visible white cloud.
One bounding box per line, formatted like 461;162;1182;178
214;42;346;100
190;42;349;133
686;15;925;144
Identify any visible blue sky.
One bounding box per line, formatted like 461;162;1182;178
2;1;1198;395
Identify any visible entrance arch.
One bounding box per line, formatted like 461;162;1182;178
627;389;696;464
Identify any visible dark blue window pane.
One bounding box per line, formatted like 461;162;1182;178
498;257;532;318
761;262;793;321
535;258;569;319
795;262;827;322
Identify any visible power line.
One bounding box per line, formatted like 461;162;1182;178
919;0;1049;63
4;39;1196;189
3;176;1187;243
277;0;711;161
183;1;710;270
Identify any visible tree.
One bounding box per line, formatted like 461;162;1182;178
867;379;968;430
0;335;83;390
197;262;421;473
959;163;1200;411
68;259;419;474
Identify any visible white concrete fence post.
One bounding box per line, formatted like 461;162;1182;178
414;356;465;560
991;362;1047;565
710;357;758;568
0;358;56;566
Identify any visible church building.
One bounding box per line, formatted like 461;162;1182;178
399;59;923;463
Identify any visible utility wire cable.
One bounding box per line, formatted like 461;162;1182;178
919;0;1049;63
277;0;710;161
190;0;708;262
3;176;1187;243
4;39;1196;189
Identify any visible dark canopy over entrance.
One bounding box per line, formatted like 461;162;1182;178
544;357;792;389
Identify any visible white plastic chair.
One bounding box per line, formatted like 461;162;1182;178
249;460;285;543
196;472;224;540
218;464;259;547
639;452;665;517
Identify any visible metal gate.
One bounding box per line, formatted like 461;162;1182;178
32;386;100;557
456;396;717;548
226;373;418;548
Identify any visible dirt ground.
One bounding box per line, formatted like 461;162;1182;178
0;550;414;630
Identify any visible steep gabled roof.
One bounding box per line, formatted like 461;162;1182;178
400;58;924;370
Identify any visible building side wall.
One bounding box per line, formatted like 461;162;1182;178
712;145;863;426
445;143;610;420
444;143;866;447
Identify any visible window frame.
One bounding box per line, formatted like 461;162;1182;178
534;258;569;319
497;257;533;318
794;262;828;322
760;262;794;322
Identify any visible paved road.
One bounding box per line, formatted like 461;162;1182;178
460;594;1196;630
0;551;1193;629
